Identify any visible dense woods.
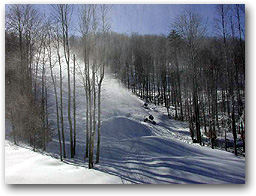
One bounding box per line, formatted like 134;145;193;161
5;4;245;169
104;6;245;152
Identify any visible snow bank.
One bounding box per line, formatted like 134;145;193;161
5;141;122;184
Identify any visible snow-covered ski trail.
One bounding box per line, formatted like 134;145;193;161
5;74;245;184
83;75;245;184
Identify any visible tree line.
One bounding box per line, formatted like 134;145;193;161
105;6;245;153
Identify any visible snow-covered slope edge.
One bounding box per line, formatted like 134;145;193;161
5;140;123;184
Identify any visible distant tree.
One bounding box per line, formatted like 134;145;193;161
5;5;49;150
167;30;183;121
173;9;206;145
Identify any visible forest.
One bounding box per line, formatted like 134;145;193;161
5;4;245;174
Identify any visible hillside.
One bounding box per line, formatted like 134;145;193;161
5;74;245;184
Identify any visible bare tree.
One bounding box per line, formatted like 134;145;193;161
46;21;63;161
173;9;206;144
41;39;47;150
79;4;92;161
52;4;74;158
96;4;112;164
167;30;184;121
89;4;98;169
73;54;77;155
78;4;98;168
54;22;67;158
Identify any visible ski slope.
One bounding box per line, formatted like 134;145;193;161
5;140;122;184
5;70;245;184
92;75;245;184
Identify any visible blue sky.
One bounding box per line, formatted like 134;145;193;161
108;4;217;35
7;4;245;37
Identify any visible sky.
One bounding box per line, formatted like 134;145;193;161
7;4;245;37
108;4;217;35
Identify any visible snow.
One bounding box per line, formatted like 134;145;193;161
5;140;123;184
5;63;245;184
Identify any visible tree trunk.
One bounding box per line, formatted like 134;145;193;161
73;54;76;155
50;57;63;161
88;62;93;169
58;50;66;158
41;48;46;151
92;61;97;166
96;84;101;163
232;107;238;156
45;86;49;144
68;60;74;158
10;112;17;145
